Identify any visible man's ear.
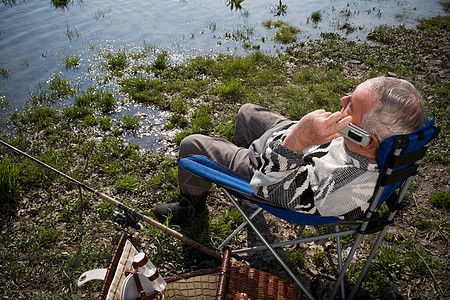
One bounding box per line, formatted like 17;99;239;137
361;134;379;150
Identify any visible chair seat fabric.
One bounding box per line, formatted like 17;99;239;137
178;155;342;225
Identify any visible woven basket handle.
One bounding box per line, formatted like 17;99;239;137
216;248;232;300
129;270;146;300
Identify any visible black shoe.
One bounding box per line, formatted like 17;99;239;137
152;193;207;225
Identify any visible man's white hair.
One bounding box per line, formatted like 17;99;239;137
361;76;428;143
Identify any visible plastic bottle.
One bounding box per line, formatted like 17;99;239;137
132;252;167;292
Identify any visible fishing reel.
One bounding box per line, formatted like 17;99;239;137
110;210;141;230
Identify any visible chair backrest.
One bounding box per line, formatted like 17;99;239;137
372;118;439;209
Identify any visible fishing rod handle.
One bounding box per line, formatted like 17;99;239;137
96;191;221;260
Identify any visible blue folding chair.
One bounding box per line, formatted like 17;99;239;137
178;119;439;300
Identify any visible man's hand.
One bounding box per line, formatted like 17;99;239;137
281;110;352;152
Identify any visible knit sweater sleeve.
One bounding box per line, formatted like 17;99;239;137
250;130;318;214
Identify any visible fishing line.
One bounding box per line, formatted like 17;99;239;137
0;139;221;260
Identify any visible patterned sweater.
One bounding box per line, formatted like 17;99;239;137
250;123;380;219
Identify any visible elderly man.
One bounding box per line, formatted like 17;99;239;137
153;76;427;224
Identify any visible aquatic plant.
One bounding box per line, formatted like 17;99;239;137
262;20;287;29
47;73;77;99
65;21;81;40
51;0;70;9
0;68;8;78
271;0;288;17
310;11;322;24
273;25;301;44
107;51;128;73
226;0;244;11
120;114;140;131
208;21;217;31
0;95;7;109
339;22;357;34
152;51;169;72
63;55;80;69
2;0;16;6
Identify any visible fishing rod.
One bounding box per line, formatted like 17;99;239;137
0;139;221;260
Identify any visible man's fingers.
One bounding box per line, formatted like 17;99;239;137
325;115;352;137
328;133;342;141
334;116;352;131
326;111;344;122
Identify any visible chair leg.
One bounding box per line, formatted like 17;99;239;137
222;188;316;300
217;206;264;251
328;233;363;300
347;224;391;300
335;226;346;299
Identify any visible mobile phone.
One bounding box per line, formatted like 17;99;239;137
338;123;371;146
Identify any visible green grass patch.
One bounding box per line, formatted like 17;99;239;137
212;78;243;101
401;235;441;274
99;115;112;131
63;55;80;69
11;105;61;132
428;191;450;209
106;51;128;73
121;77;167;107
273;25;301;44
152;51;169;72
0;68;8;78
48;73;77;99
418;15;450;31
36;225;61;247
442;1;450;13
281;248;306;269
119;114;140;131
262;20;288;28
309;11;322;24
115;173;140;192
50;0;70;9
0;159;20;205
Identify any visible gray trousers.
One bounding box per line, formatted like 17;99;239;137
178;103;293;196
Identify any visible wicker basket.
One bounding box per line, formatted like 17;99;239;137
99;234;297;300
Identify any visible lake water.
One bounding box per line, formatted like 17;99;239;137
0;0;445;148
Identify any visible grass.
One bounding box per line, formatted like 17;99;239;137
310;11;322;24
63;55;80;69
262;20;288;29
262;21;301;44
106;51;128;74
0;68;8;78
120;114;140;131
48;73;78;99
273;25;301;44
0;9;449;300
152;51;169;72
429;191;450;209
51;0;70;9
0;159;19;205
0;96;7;109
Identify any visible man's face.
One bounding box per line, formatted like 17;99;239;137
340;82;376;127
